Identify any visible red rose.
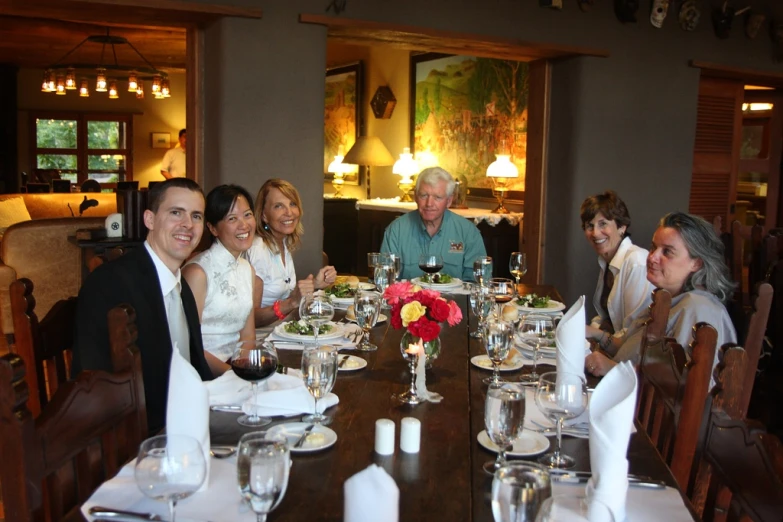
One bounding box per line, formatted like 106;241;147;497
429;299;450;323
410;317;440;342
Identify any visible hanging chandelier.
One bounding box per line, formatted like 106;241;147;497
40;29;171;100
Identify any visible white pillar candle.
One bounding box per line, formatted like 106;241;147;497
374;418;395;455
400;417;421;453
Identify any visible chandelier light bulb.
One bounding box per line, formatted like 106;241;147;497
46;70;56;92
79;78;90;97
128;72;138;93
55;76;66;95
152;75;162;93
161;77;171;98
135;82;144;99
65;67;77;90
41;71;50;92
108;80;119;99
96;68;107;92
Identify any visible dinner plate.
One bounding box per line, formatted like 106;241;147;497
345;313;388;324
358;282;376;291
266;422;337;453
515;339;557;356
337;355;367;372
327;295;356;305
470;353;524;372
513;299;566;313
477;429;550;457
411;276;463;290
273;321;346;342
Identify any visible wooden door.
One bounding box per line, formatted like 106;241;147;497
688;78;744;230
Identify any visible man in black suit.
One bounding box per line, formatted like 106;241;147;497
73;178;215;434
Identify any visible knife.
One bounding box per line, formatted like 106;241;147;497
209;404;242;412
338;355;350;368
88;506;162;521
550;471;666;489
294;424;315;448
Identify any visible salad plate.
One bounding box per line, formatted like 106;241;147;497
325;282;358;305
477;429;550;457
470;353;524;372
411;276;463;290
266;422;337;453
273;321;345;342
514;294;566;313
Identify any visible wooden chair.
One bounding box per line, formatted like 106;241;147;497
636;321;718;490
9;278;77;416
730;220;766;304
642;287;672;346
734;282;773;419
0;303;146;522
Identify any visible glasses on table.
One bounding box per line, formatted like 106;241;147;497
483;382;526;475
354;291;382;351
492;462;552;522
367;252;381;280
135;434;207;522
516;314;556;384
488;278;516;318
509;252;527;286
231;340;279;427
387;253;402;281
418;254;444;277
470;284;495;339
298;294;334;347
535;371;588;469
301;346;338;425
473;256;493;287
237;432;290;522
374;253;397;297
482;319;514;386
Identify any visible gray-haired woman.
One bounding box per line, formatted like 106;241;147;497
585;211;737;376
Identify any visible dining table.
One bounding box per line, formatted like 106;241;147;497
209;284;697;522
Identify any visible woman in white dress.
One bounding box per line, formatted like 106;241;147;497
246;179;336;326
580;191;655;350
183;185;258;364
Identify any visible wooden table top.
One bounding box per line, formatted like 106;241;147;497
211;285;691;521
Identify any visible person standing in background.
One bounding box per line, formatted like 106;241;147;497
160;128;186;179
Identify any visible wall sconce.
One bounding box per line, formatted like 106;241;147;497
392;147;419;202
486;153;519;214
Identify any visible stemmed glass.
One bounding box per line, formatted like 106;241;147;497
509;252;527;286
535;371;588;469
301;346;338;425
231;340;279;427
516;314;555;384
482;319;514;386
418;254;444;278
367;252;381;280
237;432;290;522
492;462;552;522
489;278;516;318
299;294;334;347
470;284;495;339
473;256;493;286
135;434;207;522
387;253;402;281
354;290;381;351
483;382;526;474
374;253;396;297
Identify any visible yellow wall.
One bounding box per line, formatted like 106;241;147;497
16;69;186;189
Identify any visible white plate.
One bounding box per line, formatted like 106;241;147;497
513;299;566;313
266;422;337;453
337;354;367;372
411;276;463;289
327;295;356;305
477;429;550;457
471;353;524;372
273;321;346;342
358;282;376;291
515;339;557;356
345;313;388;324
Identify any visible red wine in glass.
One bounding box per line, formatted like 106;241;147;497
231;341;279;427
418;254;444;277
419;263;444;274
231;355;278;381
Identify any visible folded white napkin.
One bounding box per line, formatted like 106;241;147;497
166;345;210;490
344;464;399;522
586;360;638;522
240;372;339;417
205;369;253;405
556;296;586;379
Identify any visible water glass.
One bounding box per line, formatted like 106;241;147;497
231;340;279;427
354;291;381;351
473;256;493;286
482;319;513;386
237;432;290;522
492;462;552;522
298;294;334;347
374;253;396;296
516;314;555;383
367;252;381;279
484;383;526;474
535;372;588;469
509;252;527;285
301;346;338;425
470;284;495;339
387;253;402;281
135;434;207;522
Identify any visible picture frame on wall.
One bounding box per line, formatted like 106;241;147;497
324;62;364;185
151;132;171;149
409;53;529;204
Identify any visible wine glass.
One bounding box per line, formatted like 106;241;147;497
535;372;588;469
301;346;338;425
473;256;493;286
135;434;207;522
374;253;396;297
367;252;381;279
471;284;495;339
354;291;381;351
489;278;516;318
418;254;444;279
482;319;514;386
492;462;552;522
299;294;334;347
387;253;402;281
516;314;555;384
231;340;279;427
483;382;526;474
237;432;291;522
509;252;527;286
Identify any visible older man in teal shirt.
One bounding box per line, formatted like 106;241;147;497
381;167;486;281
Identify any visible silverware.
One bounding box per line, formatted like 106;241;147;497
549;471;667;489
210;404;242;412
294;424;315;448
88;506;162;521
209;445;237;459
338;355;350;368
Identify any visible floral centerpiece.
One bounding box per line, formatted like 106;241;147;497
384;281;463;365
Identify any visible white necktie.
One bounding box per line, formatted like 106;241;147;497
167;282;190;363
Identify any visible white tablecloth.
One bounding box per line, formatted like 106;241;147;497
550;483;694;522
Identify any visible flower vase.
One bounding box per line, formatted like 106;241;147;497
400;330;441;369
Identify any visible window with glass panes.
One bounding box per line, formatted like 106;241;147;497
31;113;132;186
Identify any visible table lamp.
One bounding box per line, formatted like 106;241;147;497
486;153;518;214
343;136;394;199
392;147;419;202
327;153;356;198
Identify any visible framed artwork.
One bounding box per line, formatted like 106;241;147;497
324;62;364;185
150;132;170;149
409;53;529;203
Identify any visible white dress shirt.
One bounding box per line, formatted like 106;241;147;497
244;236;296;308
591;236;655;340
145;241;190;360
161;146;186;178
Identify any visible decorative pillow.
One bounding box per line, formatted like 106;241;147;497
0;197;32;233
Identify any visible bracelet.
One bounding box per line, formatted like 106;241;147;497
273;300;286;320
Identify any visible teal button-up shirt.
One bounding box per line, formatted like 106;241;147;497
381;209;486;281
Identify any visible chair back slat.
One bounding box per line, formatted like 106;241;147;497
736;283;773;419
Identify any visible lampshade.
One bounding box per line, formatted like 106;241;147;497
486;154;519;178
392;147;419;178
343;136;394;167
